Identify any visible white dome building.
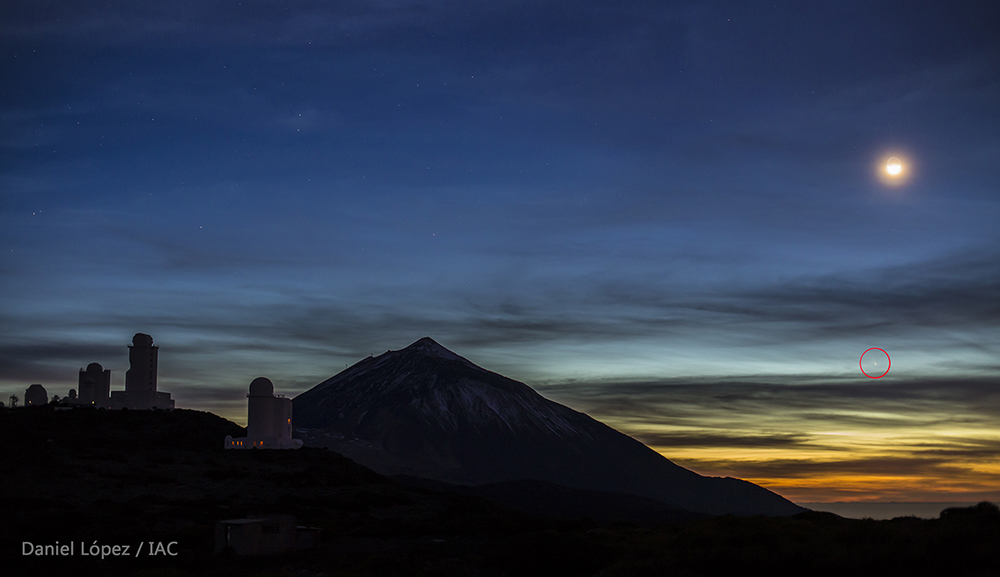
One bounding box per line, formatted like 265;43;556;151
225;378;302;450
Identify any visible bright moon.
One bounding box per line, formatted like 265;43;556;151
878;154;910;186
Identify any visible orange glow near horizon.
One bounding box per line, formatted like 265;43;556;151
646;434;1000;503
603;406;1000;504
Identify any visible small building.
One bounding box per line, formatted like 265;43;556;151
214;516;319;556
110;333;174;410
24;384;48;406
78;362;111;407
225;377;302;449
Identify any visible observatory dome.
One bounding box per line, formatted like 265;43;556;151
132;333;154;346
249;377;274;397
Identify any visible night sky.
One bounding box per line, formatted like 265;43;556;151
2;1;998;503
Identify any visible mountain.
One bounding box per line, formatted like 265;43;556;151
292;337;805;516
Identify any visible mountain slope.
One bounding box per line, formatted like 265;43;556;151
293;337;805;516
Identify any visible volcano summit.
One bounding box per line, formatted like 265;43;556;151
293;337;804;516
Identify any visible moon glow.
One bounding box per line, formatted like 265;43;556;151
877;153;911;187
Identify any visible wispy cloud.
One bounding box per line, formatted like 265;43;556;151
3;248;998;390
538;375;1000;502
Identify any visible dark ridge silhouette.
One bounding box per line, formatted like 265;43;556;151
392;475;704;522
940;501;1000;520
2;405;243;454
3;406;998;576
293;337;805;516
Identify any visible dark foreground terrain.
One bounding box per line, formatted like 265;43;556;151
2;406;998;577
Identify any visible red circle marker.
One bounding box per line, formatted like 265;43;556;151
860;348;891;378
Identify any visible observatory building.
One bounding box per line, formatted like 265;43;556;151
110;333;174;410
24;384;48;406
77;362;111;408
225;377;302;450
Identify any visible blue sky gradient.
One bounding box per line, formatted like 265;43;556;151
2;0;998;501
